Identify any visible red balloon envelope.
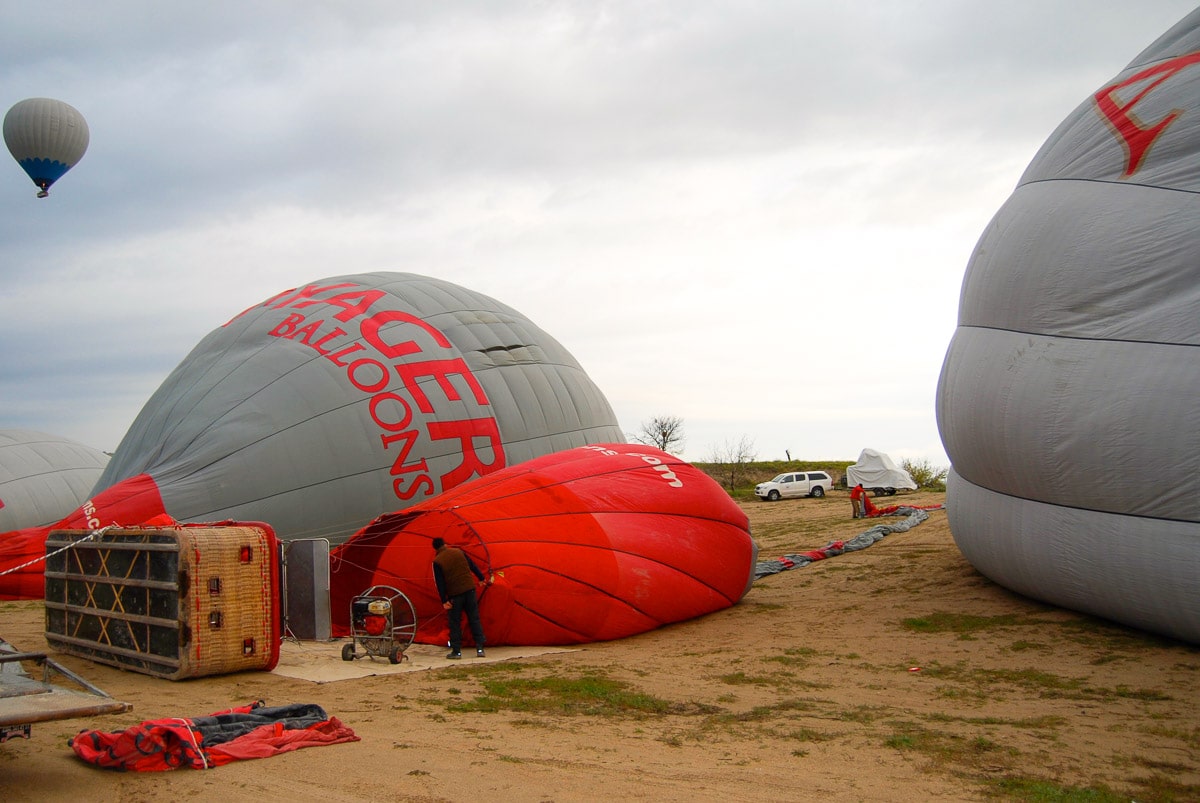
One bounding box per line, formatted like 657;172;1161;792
0;474;173;600
329;444;756;646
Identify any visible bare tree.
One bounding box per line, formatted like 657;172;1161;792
706;435;757;492
631;414;685;454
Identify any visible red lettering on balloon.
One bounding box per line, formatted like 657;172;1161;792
268;313;306;338
346;358;390;393
306;326;347;355
428;418;504;488
380;430;428;476
394;358;489;414
289;318;326;344
360;309;452;358
259;282;506;505
393;473;435;501
369;392;415;432
267;282;358;314
295;288;387;322
324;342;366;366
1094;52;1200;176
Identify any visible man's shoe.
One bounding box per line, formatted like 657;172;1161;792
476;648;486;658
446;650;461;659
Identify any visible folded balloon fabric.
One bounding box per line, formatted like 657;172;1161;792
69;701;359;771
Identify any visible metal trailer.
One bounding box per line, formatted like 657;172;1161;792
341;585;417;665
0;638;131;743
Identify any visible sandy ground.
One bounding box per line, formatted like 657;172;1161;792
2;489;1197;802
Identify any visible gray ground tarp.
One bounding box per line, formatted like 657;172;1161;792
754;507;932;579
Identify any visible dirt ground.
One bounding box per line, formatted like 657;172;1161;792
2;489;1197;802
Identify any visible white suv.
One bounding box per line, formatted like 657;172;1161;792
754;471;833;501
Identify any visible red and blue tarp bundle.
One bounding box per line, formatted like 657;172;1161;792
69;701;358;771
754;505;943;579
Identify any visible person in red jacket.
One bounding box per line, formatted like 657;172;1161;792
850;484;867;519
432;537;489;659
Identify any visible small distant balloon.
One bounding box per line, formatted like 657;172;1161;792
4;98;89;198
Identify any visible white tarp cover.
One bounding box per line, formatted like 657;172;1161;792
845;448;916;491
935;10;1200;644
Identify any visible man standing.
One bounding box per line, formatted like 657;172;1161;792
850;484;867;519
431;537;489;659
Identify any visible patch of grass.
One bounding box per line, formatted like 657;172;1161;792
766;647;817;667
1107;685;1171;702
779;726;832;743
446;671;678;718
1008;640;1047;653
1055;617;1181;653
902;611;1043;636
1139;723;1200;748
1124;771;1200;802
709;699;816;725
883;720;1016;773
919;660;1175;704
717;671;774;686
918;662;1082;697
926;712;1065;730
837;705;887;724
988;776;1124;802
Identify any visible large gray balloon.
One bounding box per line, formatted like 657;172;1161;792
936;11;1200;644
0;430;109;532
94;273;624;544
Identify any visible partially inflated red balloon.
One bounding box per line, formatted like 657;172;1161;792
330;444;757;646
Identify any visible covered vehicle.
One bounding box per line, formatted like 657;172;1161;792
845;449;916;495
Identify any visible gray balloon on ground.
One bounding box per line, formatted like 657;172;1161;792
936;10;1200;644
94;272;625;545
0;430;109;532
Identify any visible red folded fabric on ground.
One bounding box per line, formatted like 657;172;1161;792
70;701;359;771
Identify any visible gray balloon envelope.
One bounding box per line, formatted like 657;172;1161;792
0;429;109;532
94;272;624;544
936;10;1200;644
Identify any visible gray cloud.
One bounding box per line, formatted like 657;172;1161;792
1;1;1195;458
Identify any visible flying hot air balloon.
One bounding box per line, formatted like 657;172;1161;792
329;444;758;647
936;9;1200;644
4;98;89;197
0;272;624;599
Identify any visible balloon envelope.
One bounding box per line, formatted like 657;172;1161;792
0;430;109;532
4;98;89;196
329;444;757;646
92;272;624;546
936;10;1200;644
0;273;623;599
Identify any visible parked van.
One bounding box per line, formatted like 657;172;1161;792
754;471;833;501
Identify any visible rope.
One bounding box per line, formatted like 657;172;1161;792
0;524;117;577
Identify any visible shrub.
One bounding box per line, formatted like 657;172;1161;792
901;458;948;491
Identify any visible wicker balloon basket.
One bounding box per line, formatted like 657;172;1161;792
43;523;281;680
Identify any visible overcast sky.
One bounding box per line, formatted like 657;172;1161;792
2;1;1195;466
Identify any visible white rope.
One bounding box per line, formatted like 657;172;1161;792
170;718;209;769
